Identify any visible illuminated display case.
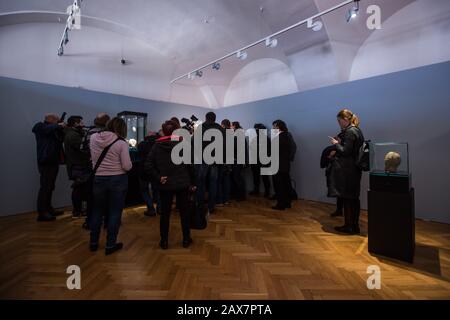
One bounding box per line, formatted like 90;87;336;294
370;142;409;176
118;111;147;146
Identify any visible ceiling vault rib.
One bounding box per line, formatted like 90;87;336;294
170;0;356;84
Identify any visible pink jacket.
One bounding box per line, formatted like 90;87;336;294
90;131;132;176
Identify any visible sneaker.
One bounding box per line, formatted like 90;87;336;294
105;243;123;255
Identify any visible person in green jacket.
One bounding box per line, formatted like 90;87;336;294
64;116;92;218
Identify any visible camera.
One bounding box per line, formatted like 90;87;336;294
181;115;199;132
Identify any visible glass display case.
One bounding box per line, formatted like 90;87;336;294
370;142;409;176
369;142;411;193
118;111;147;145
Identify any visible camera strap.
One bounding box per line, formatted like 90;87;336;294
93;138;121;175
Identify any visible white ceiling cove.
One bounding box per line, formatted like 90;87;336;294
0;0;449;108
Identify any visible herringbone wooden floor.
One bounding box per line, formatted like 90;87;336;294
0;198;449;300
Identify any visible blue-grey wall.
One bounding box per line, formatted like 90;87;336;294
0;77;209;216
217;61;450;224
1;61;450;223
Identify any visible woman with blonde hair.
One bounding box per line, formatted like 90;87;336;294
328;109;365;234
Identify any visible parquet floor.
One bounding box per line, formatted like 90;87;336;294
0;198;449;300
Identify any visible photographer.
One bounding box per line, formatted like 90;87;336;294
64;116;92;218
32;113;66;222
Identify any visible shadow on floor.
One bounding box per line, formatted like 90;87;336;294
371;244;446;281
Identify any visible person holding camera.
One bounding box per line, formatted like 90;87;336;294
145;120;196;250
32;113;66;222
64;116;92;219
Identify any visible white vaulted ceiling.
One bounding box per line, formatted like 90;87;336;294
0;0;449;108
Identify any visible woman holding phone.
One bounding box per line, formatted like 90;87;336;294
328;109;365;235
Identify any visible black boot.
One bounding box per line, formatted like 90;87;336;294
330;210;343;217
160;239;168;250
105;243;123;255
37;213;56;222
182;238;193;248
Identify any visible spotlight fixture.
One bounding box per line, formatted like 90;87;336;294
57;0;83;56
346;0;360;22
171;0;358;83
195;70;203;78
307;18;323;32
64;30;69;45
236;51;248;60
212;62;221;71
265;37;278;48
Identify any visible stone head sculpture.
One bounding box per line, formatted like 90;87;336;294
384;151;401;173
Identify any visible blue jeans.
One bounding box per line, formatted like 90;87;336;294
195;164;218;213
90;174;128;248
216;165;231;204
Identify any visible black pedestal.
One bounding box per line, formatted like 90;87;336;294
368;187;415;263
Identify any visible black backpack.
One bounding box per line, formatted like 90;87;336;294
356;139;371;172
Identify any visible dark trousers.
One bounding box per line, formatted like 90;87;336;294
159;189;190;242
195;164;218;212
69;165;93;214
37;164;59;214
336;197;344;213
273;171;291;208
138;177;155;212
231;165;246;201
216;165;231;204
90;174;128;248
250;164;270;195
343;198;360;229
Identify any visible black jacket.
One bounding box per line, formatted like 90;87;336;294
277;131;291;174
63;127;90;169
137;133;160;178
32;122;63;165
198;121;225;164
145;136;195;191
327;126;365;199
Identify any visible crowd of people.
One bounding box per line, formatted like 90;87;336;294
32;109;365;255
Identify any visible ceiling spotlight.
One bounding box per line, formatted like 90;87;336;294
187;73;194;80
57;46;64;56
346;0;360;22
63;30;69;45
212;62;221;71
195;70;203;78
236;51;248;60
307;18;323;32
265;37;278;48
